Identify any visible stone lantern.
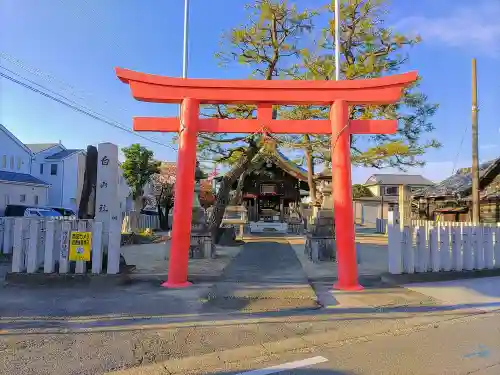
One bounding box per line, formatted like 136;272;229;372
316;168;333;209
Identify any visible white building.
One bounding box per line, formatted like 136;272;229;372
26;143;86;212
0;124;50;215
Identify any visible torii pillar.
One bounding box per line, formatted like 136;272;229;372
116;68;417;290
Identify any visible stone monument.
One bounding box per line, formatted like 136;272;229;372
189;161;214;259
305;169;336;262
95;143;121;274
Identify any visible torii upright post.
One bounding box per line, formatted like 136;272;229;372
116;68;417;290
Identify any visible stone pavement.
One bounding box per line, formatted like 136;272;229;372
121;241;243;281
202;240;319;313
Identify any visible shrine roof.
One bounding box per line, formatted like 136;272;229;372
414;157;500;199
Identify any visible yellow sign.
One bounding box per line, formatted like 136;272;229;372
69;231;92;261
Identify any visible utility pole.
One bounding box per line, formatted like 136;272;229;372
334;0;341;81
182;0;189;79
471;58;480;223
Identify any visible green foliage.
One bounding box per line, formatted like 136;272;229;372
199;0;317;166
121;144;160;200
280;0;439;170
352;183;374;199
200;0;439;176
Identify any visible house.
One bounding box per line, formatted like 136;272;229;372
363;174;434;203
25;142;86;212
0;124;50;215
413;158;500;222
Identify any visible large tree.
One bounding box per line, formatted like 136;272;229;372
279;0;439;179
199;0;316;241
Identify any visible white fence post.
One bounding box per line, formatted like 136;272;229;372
473;225;485;270
415;225;425;272
11;218;25;272
59;221;71;274
0;217;4;254
3;217;13;254
463;224;474;271
495;224;500;268
430;224;440;272
44;220;56;273
92;221;104;274
26;220;39;273
484;225;494;269
440;224;451;271
452;223;463;271
402;225;413;273
75;221;87;274
387;211;403;274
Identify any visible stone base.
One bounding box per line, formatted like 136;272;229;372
305;236;336;263
249;221;288;234
189;233;214;259
4;272;131;287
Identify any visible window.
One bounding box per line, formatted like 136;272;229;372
1;155;5;168
383;186;399;196
20;194;26;203
17;157;21;170
50;164;58;175
40;163;44;174
34;195;39;205
10;156;14;169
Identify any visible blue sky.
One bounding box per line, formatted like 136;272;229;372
0;0;499;183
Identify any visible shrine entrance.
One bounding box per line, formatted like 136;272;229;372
116;68;417;291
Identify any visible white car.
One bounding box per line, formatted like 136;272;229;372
23;208;62;218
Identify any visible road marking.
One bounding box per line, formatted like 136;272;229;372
234;356;328;375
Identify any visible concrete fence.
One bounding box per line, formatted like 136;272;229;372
388;212;500;275
0;217;120;275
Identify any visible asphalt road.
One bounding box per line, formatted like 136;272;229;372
212;311;500;375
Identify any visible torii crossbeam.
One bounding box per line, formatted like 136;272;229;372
117;68;417;290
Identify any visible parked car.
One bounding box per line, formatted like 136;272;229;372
49;207;77;218
4;204;62;218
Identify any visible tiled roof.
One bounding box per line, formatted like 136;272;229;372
45;149;82;160
0;171;49;186
365;174;434;186
25;143;59;153
415;157;500;199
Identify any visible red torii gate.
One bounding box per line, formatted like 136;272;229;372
116;68;417;291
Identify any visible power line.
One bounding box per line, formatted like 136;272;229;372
0;68;177;150
451;125;468;175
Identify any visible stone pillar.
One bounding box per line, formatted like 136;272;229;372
95;143;121;274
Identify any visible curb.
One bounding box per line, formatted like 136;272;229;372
381;269;500;285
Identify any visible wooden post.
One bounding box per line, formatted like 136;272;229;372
163;98;199;288
26;220;39;273
471;58;480;223
331;101;362;289
92;221;104;274
11;218;25;273
44;220;56;273
59;221;71;274
387;210;402;274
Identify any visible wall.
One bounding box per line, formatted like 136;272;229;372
0;182;48;215
31;145;65;207
61;154;80;210
367;185;380;197
0;128;31;174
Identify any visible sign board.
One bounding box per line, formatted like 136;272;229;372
69;231;92;261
